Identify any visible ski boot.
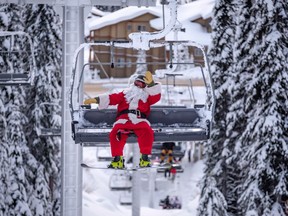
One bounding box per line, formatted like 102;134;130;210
139;154;151;168
107;156;125;169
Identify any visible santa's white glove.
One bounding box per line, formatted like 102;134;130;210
144;71;155;87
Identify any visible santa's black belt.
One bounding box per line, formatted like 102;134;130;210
117;109;147;118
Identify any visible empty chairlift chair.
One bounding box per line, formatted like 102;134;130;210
0;31;36;86
109;173;132;191
96;147;114;161
119;190;132;205
38;102;62;137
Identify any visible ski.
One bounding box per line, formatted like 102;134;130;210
153;162;182;169
81;163;157;171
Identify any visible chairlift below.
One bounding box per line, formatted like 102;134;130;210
38;102;61;137
109;173;132;191
0;31;36;86
96;147;113;161
119;190;132;205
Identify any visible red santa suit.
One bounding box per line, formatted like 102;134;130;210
98;83;161;156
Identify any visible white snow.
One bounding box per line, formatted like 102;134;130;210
88;7;161;31
82;147;205;216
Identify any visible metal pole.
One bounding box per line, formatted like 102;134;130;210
132;143;140;216
148;169;156;208
61;6;83;216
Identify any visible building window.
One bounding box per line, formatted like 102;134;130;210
194;48;203;57
91;71;96;80
127;25;132;31
116;58;125;68
127;58;132;68
137;25;146;31
90;50;94;61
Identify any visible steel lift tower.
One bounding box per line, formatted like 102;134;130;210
1;1;156;216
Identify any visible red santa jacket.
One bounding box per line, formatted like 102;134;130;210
98;83;161;126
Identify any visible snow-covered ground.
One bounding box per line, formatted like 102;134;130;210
82;147;204;216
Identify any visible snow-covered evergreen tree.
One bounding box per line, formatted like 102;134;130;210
1;4;62;215
176;44;192;71
25;154;52;216
197;177;229;216
0;4;33;215
5;103;32;216
0;94;8;215
95;5;120;12
198;0;237;215
23;4;62;215
236;0;288;215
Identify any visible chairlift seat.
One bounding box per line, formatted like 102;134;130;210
72;106;210;146
40;128;61;137
109;174;132;191
157;165;184;173
119;191;132;205
0;73;30;85
151;149;185;158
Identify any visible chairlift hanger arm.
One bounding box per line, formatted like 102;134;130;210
128;0;178;50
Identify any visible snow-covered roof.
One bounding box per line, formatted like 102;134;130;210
87;0;215;46
179;0;214;21
88;6;161;31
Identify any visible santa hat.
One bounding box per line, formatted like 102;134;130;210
135;74;145;83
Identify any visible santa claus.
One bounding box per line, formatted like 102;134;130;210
84;71;161;169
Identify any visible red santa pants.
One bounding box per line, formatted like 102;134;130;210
109;121;154;156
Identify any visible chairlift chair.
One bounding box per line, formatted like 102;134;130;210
0;31;36;86
109;173;132;191
38;102;61;137
96;147;113;161
69;40;215;146
119;190;132;205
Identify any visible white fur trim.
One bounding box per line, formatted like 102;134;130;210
98;94;110;110
145;82;161;96
113;119;128;126
128;113;151;125
114;115;150;126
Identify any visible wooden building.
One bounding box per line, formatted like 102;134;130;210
87;6;212;79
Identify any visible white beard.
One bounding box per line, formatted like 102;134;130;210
124;85;149;106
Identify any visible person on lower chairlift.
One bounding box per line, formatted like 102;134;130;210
84;71;162;169
160;141;176;164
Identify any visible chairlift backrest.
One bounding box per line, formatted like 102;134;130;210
81;107;200;128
